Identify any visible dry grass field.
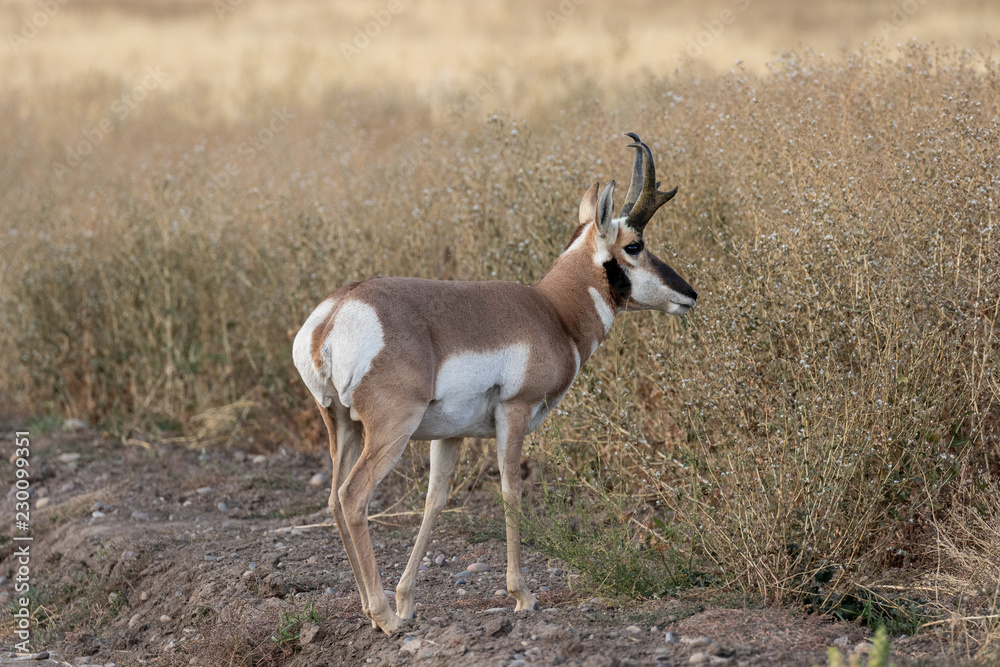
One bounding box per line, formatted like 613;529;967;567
1;0;1000;663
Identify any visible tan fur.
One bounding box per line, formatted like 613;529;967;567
296;165;696;635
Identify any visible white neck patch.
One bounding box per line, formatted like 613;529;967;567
588;286;615;334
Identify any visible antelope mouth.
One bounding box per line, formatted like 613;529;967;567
666;295;696;315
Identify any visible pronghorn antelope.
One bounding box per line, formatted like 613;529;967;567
293;133;696;634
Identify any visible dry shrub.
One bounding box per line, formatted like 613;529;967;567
0;42;998;639
926;480;1000;660
173;600;293;667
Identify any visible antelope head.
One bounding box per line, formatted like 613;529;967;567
585;133;697;315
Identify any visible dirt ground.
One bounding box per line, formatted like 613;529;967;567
0;425;957;666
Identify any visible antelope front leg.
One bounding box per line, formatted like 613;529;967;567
396;437;462;620
496;404;539;612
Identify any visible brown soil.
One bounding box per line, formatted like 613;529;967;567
0;426;955;666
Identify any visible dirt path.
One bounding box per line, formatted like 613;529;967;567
0;428;951;666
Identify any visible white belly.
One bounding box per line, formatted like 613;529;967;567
411;344;529;440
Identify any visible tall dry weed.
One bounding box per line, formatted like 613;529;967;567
0;43;997;640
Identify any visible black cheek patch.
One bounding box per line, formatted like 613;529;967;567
603;259;632;306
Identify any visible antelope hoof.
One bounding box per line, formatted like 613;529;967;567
396;600;417;621
375;612;407;635
513;594;540;612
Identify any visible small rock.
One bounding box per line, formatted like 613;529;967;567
456;588;467;595
92;511;106;519
61;481;77;492
399;638;425;654
59;453;81;463
217;502;228;512
307;556;319;564
548;567;562;575
454;578;467;586
853;641;874;655
299;621;323;645
665;632;676;643
12;652;50;661
466;562;490;572
140;591;149;601
131;511;150;520
160;614;172;623
64;418;88;431
681;637;713;648
309;472;330;487
252;454;268;464
0;575;10;585
233;450;246;462
689;652;709;664
651;625;659;633
534;620;561;639
434;554;446;566
259;573;286;597
35;497;50;509
626;625;641;633
833;636;850;648
196;486;214;495
495;589;506;597
484;607;507;613
485;616;513;637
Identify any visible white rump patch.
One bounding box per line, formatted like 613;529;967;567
588;287;615;334
412;343;530;440
325;300;385;408
292;299;336;406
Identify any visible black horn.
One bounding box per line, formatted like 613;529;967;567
619;131;644;217
621;133;677;234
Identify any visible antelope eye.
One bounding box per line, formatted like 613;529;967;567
623;241;644;256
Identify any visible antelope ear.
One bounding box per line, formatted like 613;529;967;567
595;180;617;240
579;182;599;226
